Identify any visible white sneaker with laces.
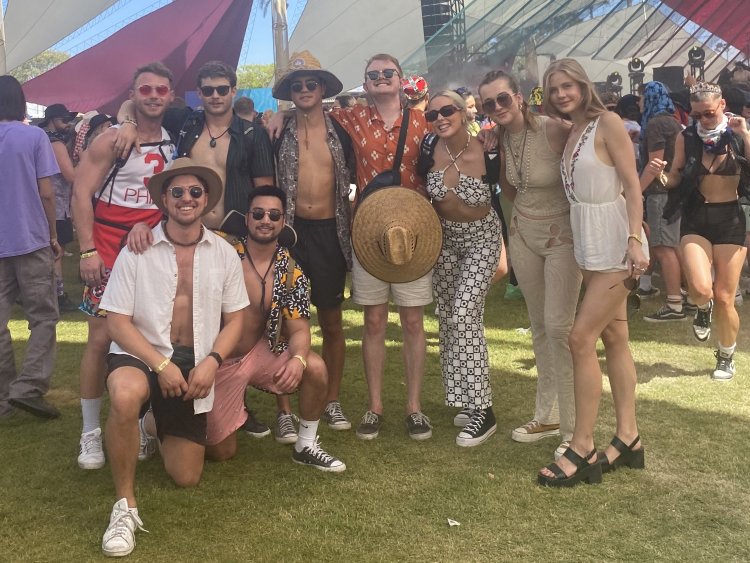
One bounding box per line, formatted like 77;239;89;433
102;498;148;557
78;428;105;470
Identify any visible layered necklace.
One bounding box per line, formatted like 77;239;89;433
503;127;532;194
164;222;204;247
206;122;230;148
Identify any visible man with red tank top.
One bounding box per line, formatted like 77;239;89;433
71;62;176;471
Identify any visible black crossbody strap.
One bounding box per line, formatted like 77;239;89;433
390;108;410;185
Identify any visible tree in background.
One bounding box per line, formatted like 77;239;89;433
10;50;70;83
237;63;275;89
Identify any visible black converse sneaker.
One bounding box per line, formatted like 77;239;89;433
292;437;346;473
693;300;713;342
456;407;497;447
643;305;687;322
712;350;735;381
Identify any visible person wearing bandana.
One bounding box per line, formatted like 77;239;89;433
663;82;750;381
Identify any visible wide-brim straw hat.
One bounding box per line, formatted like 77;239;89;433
147;157;223;217
352;187;442;283
272;50;343;101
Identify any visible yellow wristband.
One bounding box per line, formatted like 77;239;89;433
628;233;643;245
155;357;171;374
292;354;307;370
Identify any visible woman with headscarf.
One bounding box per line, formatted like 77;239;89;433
638;82;686;322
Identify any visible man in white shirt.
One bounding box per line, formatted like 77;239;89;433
97;158;248;557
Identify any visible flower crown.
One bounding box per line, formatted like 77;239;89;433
689;82;722;95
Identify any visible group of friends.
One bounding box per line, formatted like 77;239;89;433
1;48;749;557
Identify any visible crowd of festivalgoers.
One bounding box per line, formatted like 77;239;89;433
1;52;749;556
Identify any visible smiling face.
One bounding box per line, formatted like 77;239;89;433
546;71;583;116
290;73;324;112
464;95;478;122
198;76;236;117
478;78;522;127
130;71;173;120
161;174;208;226
363;59;401;100
427;95;465;139
245;195;285;245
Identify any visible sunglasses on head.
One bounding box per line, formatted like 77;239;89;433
138;84;170;96
168;185;207;199
250;208;283;221
290;79;320;93
366;69;398;81
425;105;460;122
200;85;232;97
481;92;514;114
690;105;721;121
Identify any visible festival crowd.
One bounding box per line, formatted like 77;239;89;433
1;51;749;556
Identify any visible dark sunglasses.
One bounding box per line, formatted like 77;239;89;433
609;277;640;317
690;105;721;121
425;105;460;122
138;84;170;96
200;85;232;97
250;208;283;222
481;92;514;114
366;69;398;81
168;186;207;199
290;80;320;93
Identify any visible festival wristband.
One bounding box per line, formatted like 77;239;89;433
154;357;171;374
80;250;98;259
292;354;307;370
627;233;643;245
207;351;223;367
121;118;137;127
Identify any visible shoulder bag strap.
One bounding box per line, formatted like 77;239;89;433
390;108;410;186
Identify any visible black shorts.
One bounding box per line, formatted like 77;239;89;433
106;346;207;446
291;217;347;308
681;201;746;246
56;218;74;246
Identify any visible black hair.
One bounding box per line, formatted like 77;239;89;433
0;75;27;121
133;62;174;87
197;60;237;88
248;185;287;212
335;94;355;108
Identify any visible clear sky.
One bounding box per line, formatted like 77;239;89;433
3;0;306;67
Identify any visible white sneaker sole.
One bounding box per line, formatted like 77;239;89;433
511;427;560;443
356;430;379;440
78;456;106;470
326;420;352;431
275;434;298;445
292;457;347;473
408;429;433;441
456;424;497;447
102;544;135;558
711;372;735;381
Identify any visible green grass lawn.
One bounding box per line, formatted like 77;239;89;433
2;264;750;562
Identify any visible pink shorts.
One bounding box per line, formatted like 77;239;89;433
206;340;291;446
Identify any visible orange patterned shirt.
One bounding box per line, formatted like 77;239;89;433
330;105;430;202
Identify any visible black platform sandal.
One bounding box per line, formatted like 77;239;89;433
598;435;645;474
537;446;602;487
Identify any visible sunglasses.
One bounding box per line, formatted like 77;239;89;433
137;84;170;96
609;277;641;317
290;79;320;93
481;92;514;114
690;105;721;121
366;69;398;81
250;208;283;222
168;185;207;199
200;85;232;97
425;105;460;122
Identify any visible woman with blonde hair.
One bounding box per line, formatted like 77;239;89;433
537;58;649;487
478;70;581;461
663;82;750;380
419;89;506;447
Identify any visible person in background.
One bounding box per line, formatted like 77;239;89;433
334;94;355;109
402;75;429;112
614;94;642;167
455;87;481;136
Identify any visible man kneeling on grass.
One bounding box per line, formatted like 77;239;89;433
98;159;248;557
208;185;345;472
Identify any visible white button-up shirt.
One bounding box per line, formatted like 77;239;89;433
100;222;249;413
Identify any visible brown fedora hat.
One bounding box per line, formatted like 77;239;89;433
352;187;442;283
147;158;223;216
272;50;343;101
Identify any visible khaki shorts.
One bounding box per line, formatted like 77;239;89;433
351;252;433;307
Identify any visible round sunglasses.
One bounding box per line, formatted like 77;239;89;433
425;105;460;122
138;84;170;96
290;80;320;93
250;208;283;222
481;92;514;114
690;104;721;121
200;85;232;97
168;186;207;199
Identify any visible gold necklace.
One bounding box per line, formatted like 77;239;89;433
504;128;532;194
444;134;471;166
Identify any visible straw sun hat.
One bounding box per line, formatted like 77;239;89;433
352;187;442;283
147;158;223;217
272;50;343;101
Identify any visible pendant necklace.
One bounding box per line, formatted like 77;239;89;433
206;123;230;148
164;223;204;247
504;128;531;194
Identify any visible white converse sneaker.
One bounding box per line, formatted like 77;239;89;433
101;498;147;557
138;416;156;461
78;428;105;470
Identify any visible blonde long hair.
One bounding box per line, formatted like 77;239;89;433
542;58;607;120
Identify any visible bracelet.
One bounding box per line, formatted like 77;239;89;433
292;354;307;370
122;118;137;127
207;351;223;367
80;250;98;259
154;357;171;374
80;247;96;256
628;233;643;245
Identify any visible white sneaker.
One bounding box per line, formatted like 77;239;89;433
101;498;147;557
78;428;105;470
138;416;156;461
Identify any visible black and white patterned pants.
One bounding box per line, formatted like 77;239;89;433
433;211;502;409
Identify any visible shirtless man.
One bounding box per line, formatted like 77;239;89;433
98;159;247;557
272;52;354;437
71;62;176;470
205;185;345;472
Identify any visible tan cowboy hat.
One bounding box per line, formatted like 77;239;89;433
272;50;343;101
352;187;442;283
147;157;223;216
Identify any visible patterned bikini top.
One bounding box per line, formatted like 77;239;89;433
426;171;491;207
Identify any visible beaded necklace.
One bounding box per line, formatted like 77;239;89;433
503;128;532;194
